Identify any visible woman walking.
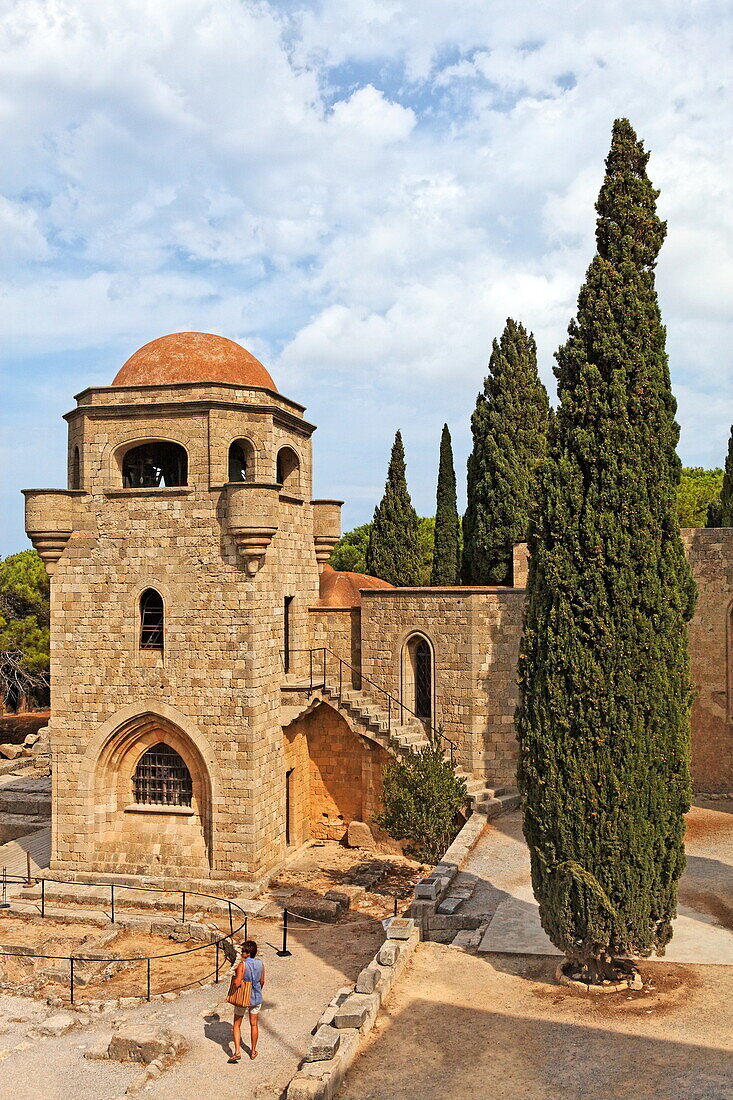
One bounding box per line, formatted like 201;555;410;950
228;939;265;1063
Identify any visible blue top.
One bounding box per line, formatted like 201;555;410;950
244;956;264;1007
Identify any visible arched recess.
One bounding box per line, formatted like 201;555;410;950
88;710;214;876
227;437;255;483
400;632;435;723
276;446;301;495
283;701;390;845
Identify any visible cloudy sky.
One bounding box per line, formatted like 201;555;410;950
1;0;731;557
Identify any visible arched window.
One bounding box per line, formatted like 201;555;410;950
402;633;433;722
276;446;300;494
414;638;432;719
133;743;192;807
71;446;81;490
228;439;254;483
122;442;188;488
139;588;164;650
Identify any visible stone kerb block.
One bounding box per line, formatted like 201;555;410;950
377;941;400;967
305;1025;341;1062
355;966;380;994
385;917;415;940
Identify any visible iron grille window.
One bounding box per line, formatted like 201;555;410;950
133;743;192;807
139;588;164;650
414;639;432;719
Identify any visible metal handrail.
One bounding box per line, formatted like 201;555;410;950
0;873;249;1005
287;646;457;762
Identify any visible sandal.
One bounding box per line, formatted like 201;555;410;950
228;1055;241;1063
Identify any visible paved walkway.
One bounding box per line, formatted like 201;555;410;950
454;803;733;963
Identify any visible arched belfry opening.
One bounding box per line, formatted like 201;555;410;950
401;633;434;723
121;441;188;488
227;438;254;483
276;446;300;494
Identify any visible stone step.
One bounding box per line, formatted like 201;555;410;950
0;789;51;816
475;790;521;818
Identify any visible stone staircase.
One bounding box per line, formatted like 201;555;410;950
281;680;519;816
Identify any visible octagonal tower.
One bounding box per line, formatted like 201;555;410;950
23;332;341;889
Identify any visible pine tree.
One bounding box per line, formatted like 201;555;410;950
462;319;549;585
366;431;422;586
516;119;697;982
713;427;733;526
430;425;461;585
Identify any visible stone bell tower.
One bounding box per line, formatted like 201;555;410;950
23;332;341;889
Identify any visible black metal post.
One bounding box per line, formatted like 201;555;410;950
181;891;186;924
388;696;391;735
215;940;220;983
228;900;233;936
338;658;342;702
41;878;45;918
0;867;9;910
322;648;326;686
277;908;292;957
309;649;313;693
111;884;115;924
146;957;151;1002
393;896;398;916
244;916;248;942
70;957;75;1005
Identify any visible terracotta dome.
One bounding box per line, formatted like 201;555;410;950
112;332;277;390
318;564;393;608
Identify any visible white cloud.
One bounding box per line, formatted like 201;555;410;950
1;0;732;555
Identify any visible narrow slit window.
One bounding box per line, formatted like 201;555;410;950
139;588;164;650
133;743;192;807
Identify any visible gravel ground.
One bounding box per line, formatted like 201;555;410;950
340;943;733;1100
0;914;384;1100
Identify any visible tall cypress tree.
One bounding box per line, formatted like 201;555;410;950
462;319;549;585
430;425;461;585
516;119;696;982
366;431;422;586
708;426;733;527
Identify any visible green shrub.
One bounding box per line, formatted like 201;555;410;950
374;743;468;864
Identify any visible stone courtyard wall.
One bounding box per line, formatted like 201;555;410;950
359;588;524;786
683;528;733;793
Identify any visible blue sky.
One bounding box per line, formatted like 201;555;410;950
1;0;732;557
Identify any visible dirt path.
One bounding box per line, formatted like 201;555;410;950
340;943;733;1100
0;916;384;1100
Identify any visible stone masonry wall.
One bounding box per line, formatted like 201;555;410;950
283;704;389;842
682;528;733;793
